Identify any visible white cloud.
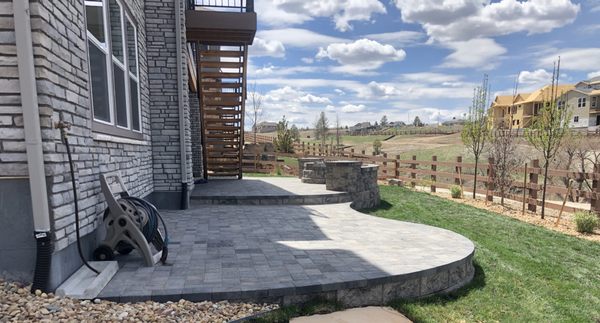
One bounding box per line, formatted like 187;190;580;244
589;71;600;79
363;30;426;47
518;69;552;84
264;86;331;105
256;28;347;49
538;48;600;71
256;0;386;32
440;38;506;69
398;72;463;84
250;64;321;77
334;89;346;95
249;37;285;58
301;57;315;64
316;39;406;74
393;0;580;42
340;104;367;113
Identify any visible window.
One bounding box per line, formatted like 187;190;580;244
557;101;565;109
578;97;587;108
592;96;597;108
85;0;141;133
574;116;579;123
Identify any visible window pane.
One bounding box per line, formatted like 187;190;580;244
108;0;124;63
86;2;105;44
130;78;140;131
126;19;137;76
89;41;111;122
113;64;128;127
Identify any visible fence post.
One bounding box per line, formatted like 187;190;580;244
591;164;600;215
487;157;495;202
455;156;462;186
350;148;355;159
361;149;366;157
382;153;388;179
528;159;539;213
302;142;305;156
395;155;400;179
410;155;417;188
431;156;437;192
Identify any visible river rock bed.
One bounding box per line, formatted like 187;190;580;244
0;279;278;322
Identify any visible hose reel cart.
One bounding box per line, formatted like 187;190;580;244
94;172;169;266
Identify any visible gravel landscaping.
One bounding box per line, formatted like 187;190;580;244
0;279;278;322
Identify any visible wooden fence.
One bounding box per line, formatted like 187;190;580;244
244;142;600;215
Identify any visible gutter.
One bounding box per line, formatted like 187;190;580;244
174;0;189;209
13;0;53;291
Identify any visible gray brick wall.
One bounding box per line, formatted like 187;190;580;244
29;0;155;251
145;0;194;192
0;0;156;252
190;92;203;178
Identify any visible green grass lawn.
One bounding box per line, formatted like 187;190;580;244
367;186;600;323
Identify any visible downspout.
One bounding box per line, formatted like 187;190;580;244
13;0;53;292
175;0;189;209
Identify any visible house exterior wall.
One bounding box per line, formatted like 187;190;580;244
146;0;194;206
0;0;195;288
190;91;203;178
565;91;590;128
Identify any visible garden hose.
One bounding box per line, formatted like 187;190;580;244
116;195;169;264
60;123;100;275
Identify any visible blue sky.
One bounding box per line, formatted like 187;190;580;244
247;0;600;128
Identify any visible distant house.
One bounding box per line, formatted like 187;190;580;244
388;121;406;128
254;121;278;133
490;84;575;129
348;122;375;134
563;77;600;128
442;119;466;126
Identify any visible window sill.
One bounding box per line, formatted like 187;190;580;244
92;121;145;145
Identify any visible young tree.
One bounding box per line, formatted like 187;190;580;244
274;116;294;153
557;131;588;202
290;124;300;142
373;139;382;155
314;111;329;145
490;127;523;205
335;113;342;151
413;116;423;127
246;83;263;144
461;74;491;199
525;60;571;219
380;115;388;128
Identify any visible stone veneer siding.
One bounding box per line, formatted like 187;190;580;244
0;0;195;286
190;91;203;178
146;0;194;197
325;161;380;210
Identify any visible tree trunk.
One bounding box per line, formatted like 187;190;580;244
541;162;549;219
473;157;479;199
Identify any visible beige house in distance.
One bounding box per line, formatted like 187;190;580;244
490;84;575;129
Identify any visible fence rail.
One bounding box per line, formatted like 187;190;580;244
243;141;600;215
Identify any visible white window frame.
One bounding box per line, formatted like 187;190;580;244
574;116;579;123
85;0;141;133
578;97;586;108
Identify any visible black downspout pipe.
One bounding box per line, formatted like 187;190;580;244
181;182;189;210
30;232;53;293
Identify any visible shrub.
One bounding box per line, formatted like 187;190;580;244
373;140;382;155
574;211;599;233
450;185;462;199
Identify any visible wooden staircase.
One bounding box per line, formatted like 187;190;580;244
199;46;247;179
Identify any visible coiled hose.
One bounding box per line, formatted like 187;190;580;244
119;196;169;264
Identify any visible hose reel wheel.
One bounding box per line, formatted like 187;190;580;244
118;200;148;228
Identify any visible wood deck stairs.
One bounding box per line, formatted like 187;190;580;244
198;46;248;179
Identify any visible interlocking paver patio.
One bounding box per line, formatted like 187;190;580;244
98;199;474;303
